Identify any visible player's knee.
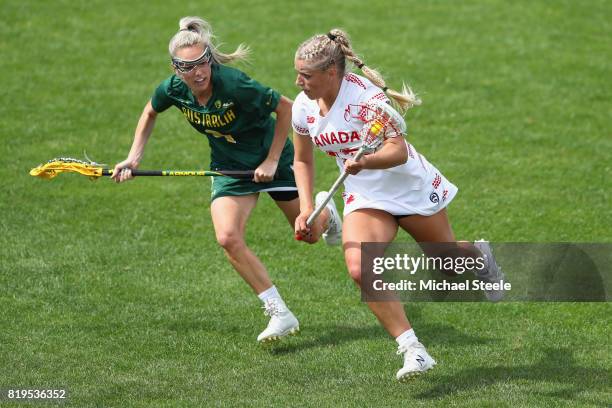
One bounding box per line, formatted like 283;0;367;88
346;260;362;285
215;231;245;253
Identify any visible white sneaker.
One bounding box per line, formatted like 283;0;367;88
315;191;342;246
474;239;505;302
396;341;436;382
257;299;300;343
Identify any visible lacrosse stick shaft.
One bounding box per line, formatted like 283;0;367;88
101;169;255;178
305;147;366;227
29;157;263;180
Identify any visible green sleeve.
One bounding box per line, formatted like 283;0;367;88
151;78;174;113
234;72;280;117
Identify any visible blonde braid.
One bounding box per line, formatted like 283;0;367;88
296;29;422;113
295;34;338;71
328;28;421;113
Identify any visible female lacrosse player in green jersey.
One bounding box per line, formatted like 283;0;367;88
111;16;342;343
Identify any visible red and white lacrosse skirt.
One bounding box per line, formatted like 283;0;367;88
340;143;458;217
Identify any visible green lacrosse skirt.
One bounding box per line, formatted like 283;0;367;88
210;162;297;201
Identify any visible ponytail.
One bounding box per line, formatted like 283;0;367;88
169;16;250;64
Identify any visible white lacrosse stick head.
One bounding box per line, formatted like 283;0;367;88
345;100;407;153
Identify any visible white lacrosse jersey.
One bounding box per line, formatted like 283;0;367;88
292;73;457;216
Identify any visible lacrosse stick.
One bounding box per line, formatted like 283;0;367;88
30;157;256;180
302;100;407;232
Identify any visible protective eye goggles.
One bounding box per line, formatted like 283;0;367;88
171;47;212;73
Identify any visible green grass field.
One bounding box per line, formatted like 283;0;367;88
1;0;611;406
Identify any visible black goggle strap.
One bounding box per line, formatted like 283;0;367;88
171;47;212;72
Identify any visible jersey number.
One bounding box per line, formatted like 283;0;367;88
205;129;237;144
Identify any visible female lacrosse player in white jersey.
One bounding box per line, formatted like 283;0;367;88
292;29;504;382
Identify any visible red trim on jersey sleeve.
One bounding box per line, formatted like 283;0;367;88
292;121;310;135
344;73;366;90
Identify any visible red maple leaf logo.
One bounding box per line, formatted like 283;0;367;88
343;193;355;205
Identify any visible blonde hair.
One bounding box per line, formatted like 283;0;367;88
168;16;250;64
295;29;421;113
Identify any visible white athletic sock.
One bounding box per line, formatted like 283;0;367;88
258;285;287;309
396;328;418;347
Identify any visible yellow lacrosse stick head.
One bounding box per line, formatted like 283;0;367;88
29;158;104;180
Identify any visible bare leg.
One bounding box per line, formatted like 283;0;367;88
212;194;304;342
398;208;505;301
398;209;482;274
210;194;273;294
342;209;411;338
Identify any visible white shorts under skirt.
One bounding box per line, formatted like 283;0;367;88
341;167;458;217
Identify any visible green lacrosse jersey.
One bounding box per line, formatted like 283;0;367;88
151;63;294;171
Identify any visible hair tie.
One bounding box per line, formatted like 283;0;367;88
382;86;388;92
327;33;337;41
357;62;365;69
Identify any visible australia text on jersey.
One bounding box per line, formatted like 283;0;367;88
181;107;237;128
